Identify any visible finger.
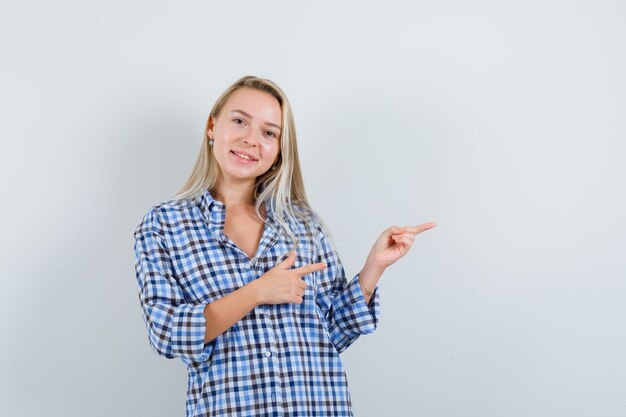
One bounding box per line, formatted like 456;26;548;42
387;225;404;235
293;262;327;276
393;235;413;246
398;222;437;234
391;232;416;242
276;251;297;269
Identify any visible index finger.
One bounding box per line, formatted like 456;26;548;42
293;262;327;277
399;222;437;234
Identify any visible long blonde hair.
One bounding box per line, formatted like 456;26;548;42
172;75;334;252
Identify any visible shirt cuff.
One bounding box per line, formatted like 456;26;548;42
332;273;381;335
170;303;214;364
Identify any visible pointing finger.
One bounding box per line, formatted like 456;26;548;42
398;222;437;234
293;262;327;277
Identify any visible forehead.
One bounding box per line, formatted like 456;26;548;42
223;87;282;123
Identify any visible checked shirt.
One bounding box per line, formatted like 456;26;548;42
133;187;381;416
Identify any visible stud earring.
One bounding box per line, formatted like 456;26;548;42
271;164;277;170
208;137;214;146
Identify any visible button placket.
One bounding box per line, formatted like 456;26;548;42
260;308;282;411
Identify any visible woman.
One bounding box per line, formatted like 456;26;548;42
133;75;436;416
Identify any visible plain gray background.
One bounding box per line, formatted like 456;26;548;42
1;1;625;416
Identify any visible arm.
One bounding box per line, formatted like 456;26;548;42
314;225;381;354
358;262;385;306
133;207;261;364
202;282;260;343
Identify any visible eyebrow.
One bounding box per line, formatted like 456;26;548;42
230;109;281;131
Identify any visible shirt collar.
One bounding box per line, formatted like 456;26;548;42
196;186;223;219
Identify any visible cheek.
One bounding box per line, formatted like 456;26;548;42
260;141;279;157
214;132;233;151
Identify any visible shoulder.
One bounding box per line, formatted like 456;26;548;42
287;201;322;232
293;202;325;234
289;202;335;249
133;197;198;237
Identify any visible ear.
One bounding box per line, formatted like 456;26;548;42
207;115;215;138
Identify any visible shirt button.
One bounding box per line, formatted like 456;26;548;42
271;392;276;404
246;262;252;269
265;350;272;357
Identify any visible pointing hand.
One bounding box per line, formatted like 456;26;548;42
366;222;437;270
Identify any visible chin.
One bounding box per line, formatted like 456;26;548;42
221;168;261;181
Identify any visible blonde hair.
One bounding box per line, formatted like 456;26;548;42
172;75;334;251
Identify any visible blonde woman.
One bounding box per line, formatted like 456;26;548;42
133;75;436;416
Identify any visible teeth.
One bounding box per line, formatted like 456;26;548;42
234;151;254;161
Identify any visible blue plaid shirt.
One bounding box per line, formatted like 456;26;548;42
133;187;381;416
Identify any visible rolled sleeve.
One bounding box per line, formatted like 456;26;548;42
314;223;381;354
133;207;214;364
332;273;380;334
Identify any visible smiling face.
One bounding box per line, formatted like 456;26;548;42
208;87;282;185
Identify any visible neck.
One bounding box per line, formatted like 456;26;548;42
213;178;256;207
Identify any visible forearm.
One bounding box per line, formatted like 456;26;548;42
358;262;385;305
203;281;261;344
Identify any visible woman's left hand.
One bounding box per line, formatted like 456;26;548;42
366;222;437;270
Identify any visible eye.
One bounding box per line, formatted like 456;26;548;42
233;118;245;125
266;131;277;138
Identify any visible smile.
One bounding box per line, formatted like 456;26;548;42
230;150;257;163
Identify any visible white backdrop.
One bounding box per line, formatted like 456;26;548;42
1;1;625;416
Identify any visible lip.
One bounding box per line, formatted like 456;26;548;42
230;150;258;164
230;149;258;161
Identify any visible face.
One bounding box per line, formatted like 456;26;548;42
208;87;282;184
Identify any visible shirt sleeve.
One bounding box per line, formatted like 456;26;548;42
314;224;381;354
133;206;214;364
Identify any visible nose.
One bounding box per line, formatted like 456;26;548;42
242;135;257;146
241;127;262;146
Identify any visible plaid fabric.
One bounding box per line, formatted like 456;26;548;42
133;187;380;416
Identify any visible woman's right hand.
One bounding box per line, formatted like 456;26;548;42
252;251;327;305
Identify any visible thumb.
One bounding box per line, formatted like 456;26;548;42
276;250;297;269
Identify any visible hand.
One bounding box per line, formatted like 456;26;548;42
365;222;437;270
253;251;327;305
